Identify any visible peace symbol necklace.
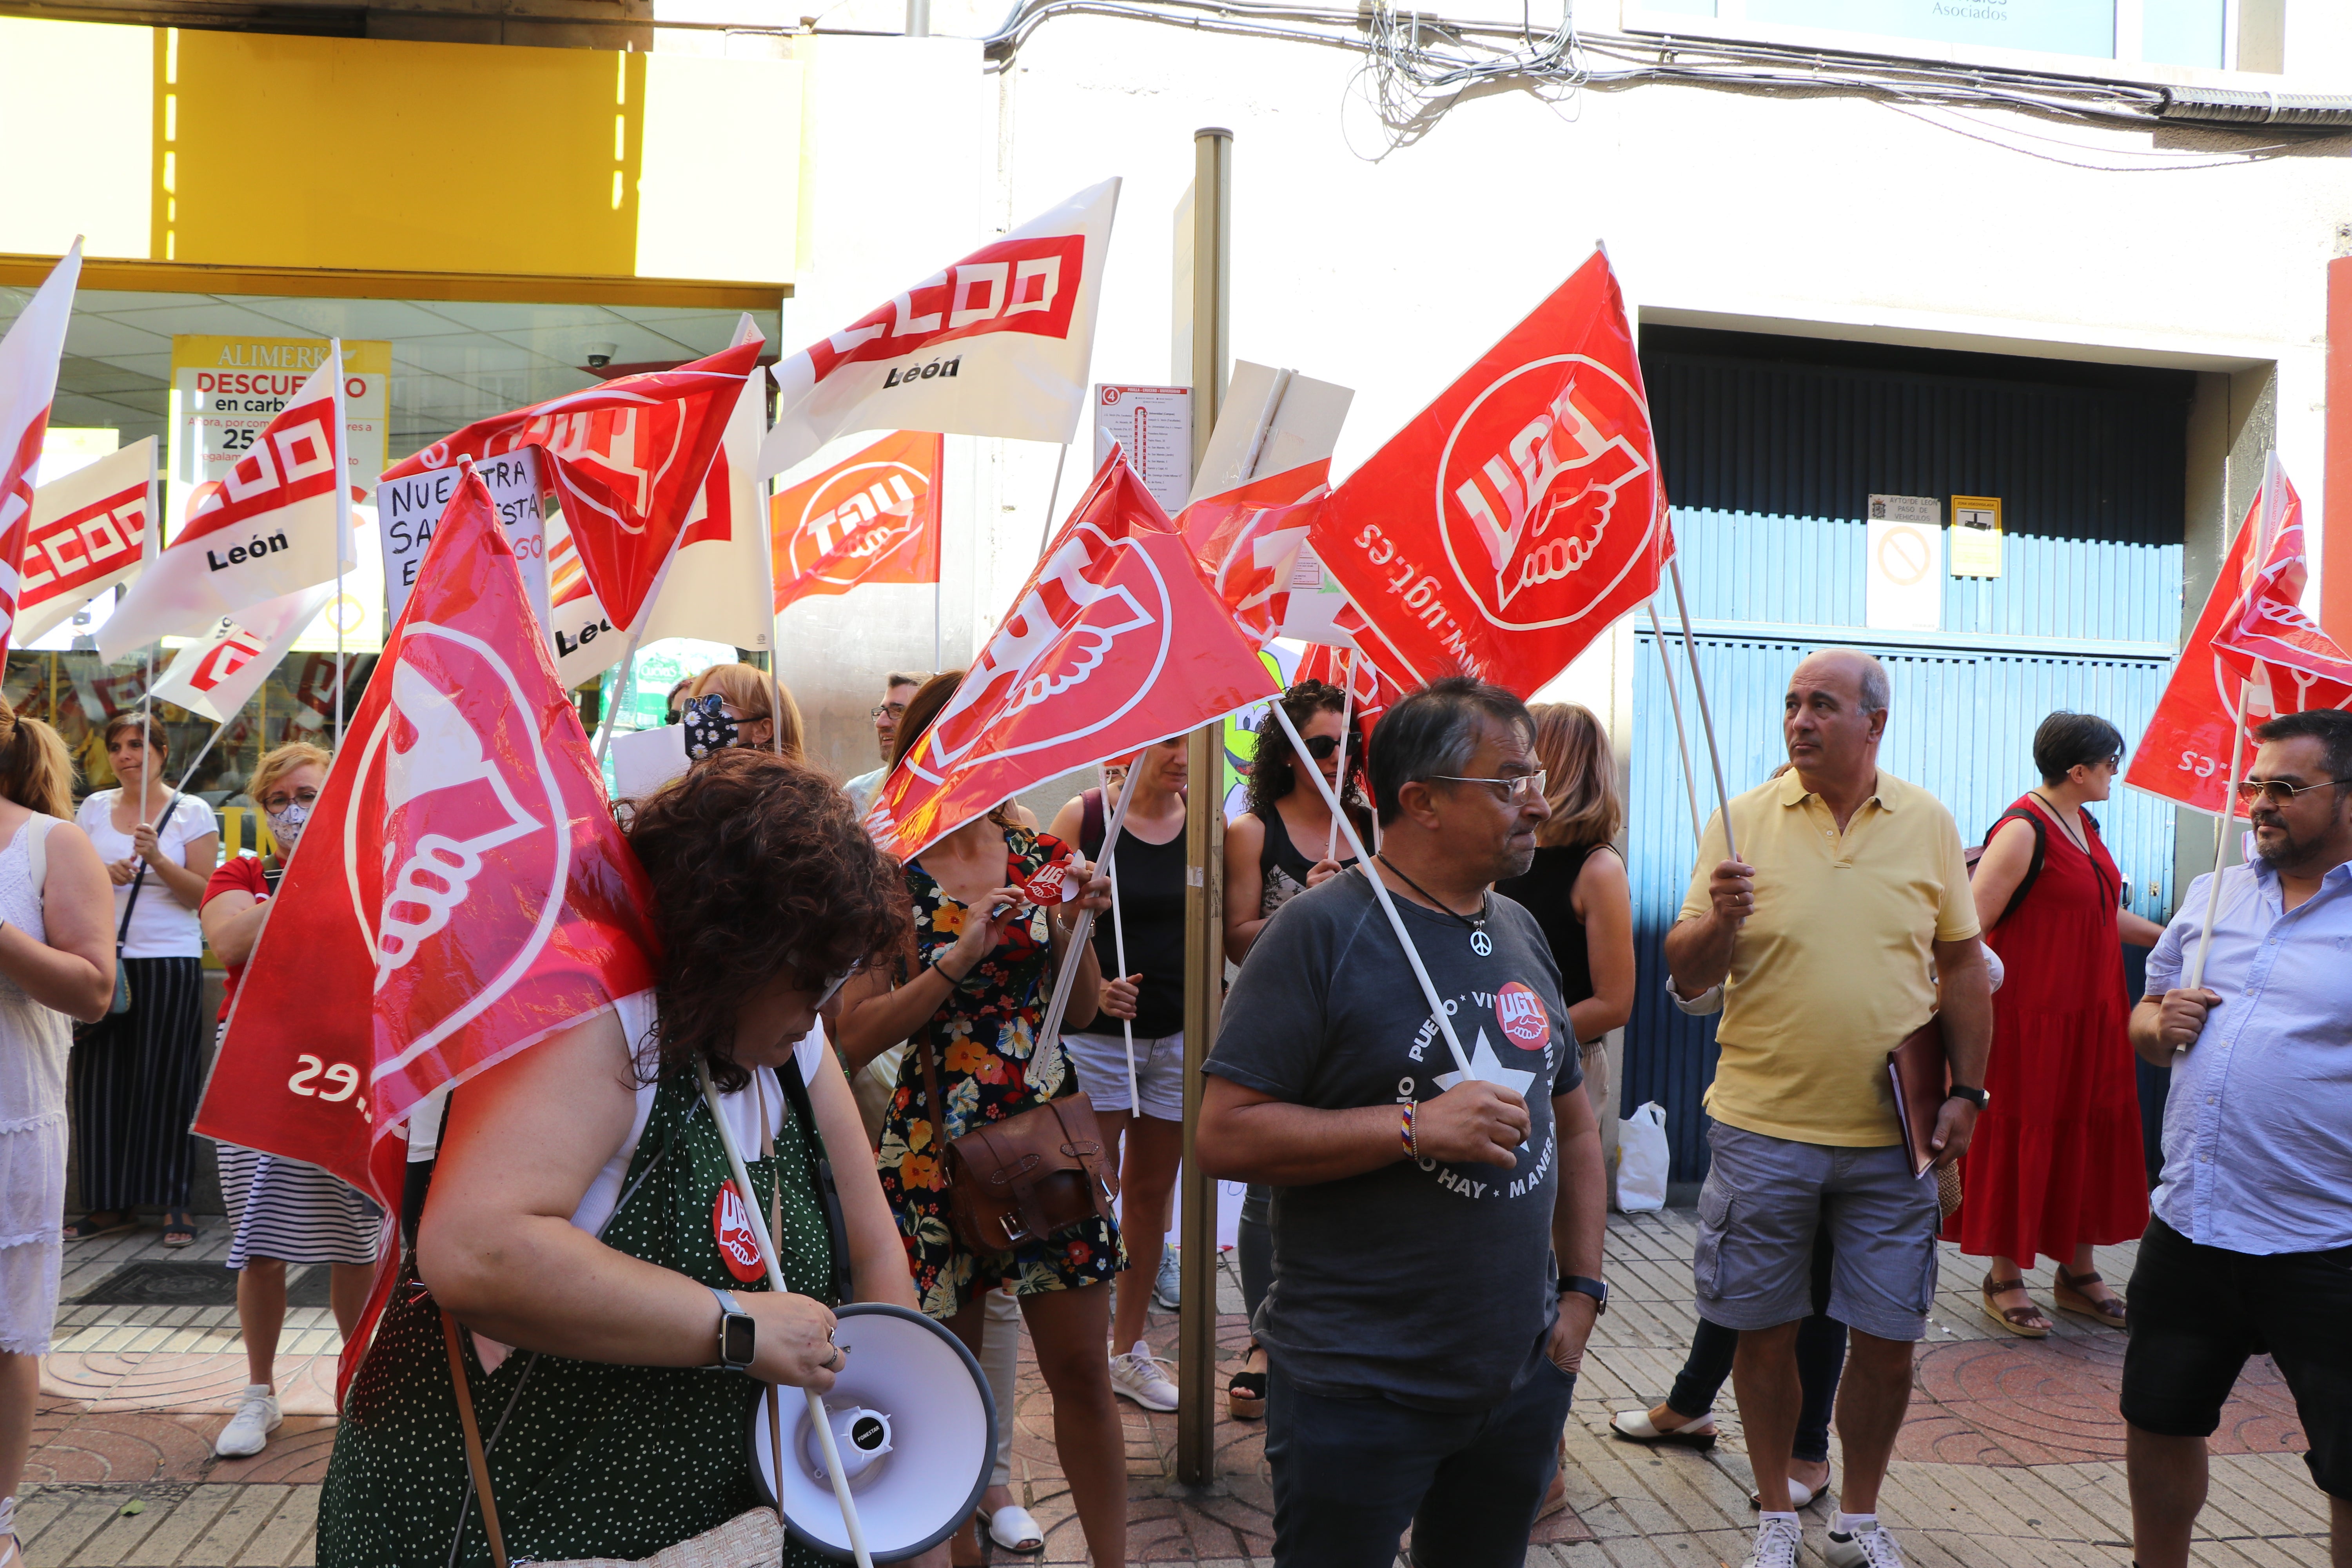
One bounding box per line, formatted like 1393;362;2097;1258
1376;855;1493;956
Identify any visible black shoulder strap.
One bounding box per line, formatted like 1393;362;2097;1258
1984;807;2046;930
779;1053;854;1309
1080;787;1105;861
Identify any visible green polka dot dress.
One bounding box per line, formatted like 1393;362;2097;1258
318;1068;837;1568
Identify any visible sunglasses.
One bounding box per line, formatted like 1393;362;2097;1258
2235;776;2352;806
1425;770;1549;804
815;964;862;1010
1299;735;1344;760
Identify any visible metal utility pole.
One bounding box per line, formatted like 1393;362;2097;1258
905;0;930;34
1176;124;1232;1490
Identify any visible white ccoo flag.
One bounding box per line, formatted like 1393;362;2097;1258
645;313;775;655
101;345;354;660
149;583;336;725
18;435;158;646
756;180;1119;481
0;241;84;658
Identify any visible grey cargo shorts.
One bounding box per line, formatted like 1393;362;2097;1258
1693;1119;1943;1343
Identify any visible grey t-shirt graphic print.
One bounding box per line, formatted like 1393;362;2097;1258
1206;864;1582;1412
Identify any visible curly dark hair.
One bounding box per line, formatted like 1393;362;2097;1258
1245;680;1369;818
622;748;913;1091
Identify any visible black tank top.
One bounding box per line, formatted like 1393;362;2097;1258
1255;801;1368;918
1493;842;1604;1028
1080;790;1189;1038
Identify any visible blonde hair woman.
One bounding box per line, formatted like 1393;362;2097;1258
199;743;382;1459
683;663;804;759
1494;703;1634;1067
0;699;120;1568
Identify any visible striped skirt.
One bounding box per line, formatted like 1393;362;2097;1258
209;1024;383;1269
68;956;206;1212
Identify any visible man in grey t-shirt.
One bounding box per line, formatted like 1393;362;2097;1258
1200;677;1609;1568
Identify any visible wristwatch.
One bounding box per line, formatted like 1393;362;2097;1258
1557;1275;1609;1316
710;1287;756;1372
1945;1085;1989;1110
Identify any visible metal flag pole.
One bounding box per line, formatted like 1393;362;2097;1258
1034;443;1071;560
1666;553;1737;862
591;544;686;766
694;1061;873;1568
169;723;229;798
1033;769;1142;1053
1645;601;1705;846
1097;762;1143;1110
1271;701;1475;1083
1325;650;1356;863
330;339;351;745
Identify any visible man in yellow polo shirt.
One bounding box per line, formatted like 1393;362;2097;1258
1665;648;1992;1568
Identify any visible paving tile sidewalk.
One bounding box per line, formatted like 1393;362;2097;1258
15;1212;2332;1566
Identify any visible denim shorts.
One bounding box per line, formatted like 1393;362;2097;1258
1063;1029;1185;1120
1693;1120;1943;1343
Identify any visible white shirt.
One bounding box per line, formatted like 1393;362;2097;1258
78;789;210;958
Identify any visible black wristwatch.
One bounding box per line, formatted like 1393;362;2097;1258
1557;1275;1609;1316
710;1287;756;1371
1945;1085;1988;1110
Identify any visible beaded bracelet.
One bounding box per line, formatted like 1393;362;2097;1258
1399;1100;1417;1161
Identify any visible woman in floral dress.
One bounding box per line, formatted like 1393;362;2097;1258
838;671;1129;1568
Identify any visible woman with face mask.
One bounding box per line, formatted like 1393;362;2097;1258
681;663;805;761
198;743;381;1461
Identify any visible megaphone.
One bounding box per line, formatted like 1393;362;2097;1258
751;1302;997;1562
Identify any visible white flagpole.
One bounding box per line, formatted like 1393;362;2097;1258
1271;701;1475;1083
1326;650;1356;864
1646;601;1706;847
1667;553;1737;864
329;340;351;745
1034;443;1071;560
693;1063;874;1568
2187;680;2253;995
1098;761;1141;1111
1034;771;1142;1054
169;723;228;798
591;543;687;766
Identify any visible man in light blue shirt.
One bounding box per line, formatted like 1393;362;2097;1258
2123;708;2352;1568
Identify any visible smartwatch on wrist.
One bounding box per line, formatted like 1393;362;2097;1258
1945;1085;1988;1110
1557;1275;1609;1316
710;1287;756;1372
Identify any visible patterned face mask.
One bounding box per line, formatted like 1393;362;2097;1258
682;695;740;760
267;801;312;850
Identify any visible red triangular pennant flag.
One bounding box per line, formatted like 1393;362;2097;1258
1307;251;1670;697
383;341;760;631
195;467;660;1388
864;454;1274;861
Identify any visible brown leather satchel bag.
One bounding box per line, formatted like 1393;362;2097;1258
917;1030;1119;1254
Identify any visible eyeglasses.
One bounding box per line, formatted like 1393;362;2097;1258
2234;776;2352;806
261;788;321;812
1299;735;1343;760
815;965;861;1009
871;702;910;720
1425;770;1548;803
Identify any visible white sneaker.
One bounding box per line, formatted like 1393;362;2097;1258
1152;1247;1182;1310
1739;1517;1801;1568
1825;1520;1907;1567
1109;1341;1179;1412
214;1384;281;1458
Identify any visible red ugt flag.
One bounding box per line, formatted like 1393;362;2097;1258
384;340;760;632
195;468;659;1220
771;430;944;612
1309;250;1670;697
2127;459;2352;816
864;452;1278;861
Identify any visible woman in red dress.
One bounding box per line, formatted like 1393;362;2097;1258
1953;711;2168;1335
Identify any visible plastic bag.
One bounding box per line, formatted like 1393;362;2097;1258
1616;1102;1670;1213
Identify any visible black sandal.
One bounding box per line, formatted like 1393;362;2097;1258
63;1212;134;1241
162;1210;197;1247
1227;1344;1267;1420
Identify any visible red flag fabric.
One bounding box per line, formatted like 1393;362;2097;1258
384;340;760;632
1180;460;1333;646
0;242;80;661
2127;465;2352;815
1307;251;1669;697
195;468;659;1227
863;463;1275;862
771;430;944;612
1296;641;1408;740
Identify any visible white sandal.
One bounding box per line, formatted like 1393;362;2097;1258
1748;1470;1828;1510
984;1504;1045;1555
1609;1407;1719;1448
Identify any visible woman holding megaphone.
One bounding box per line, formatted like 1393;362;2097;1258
318;752;941;1568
